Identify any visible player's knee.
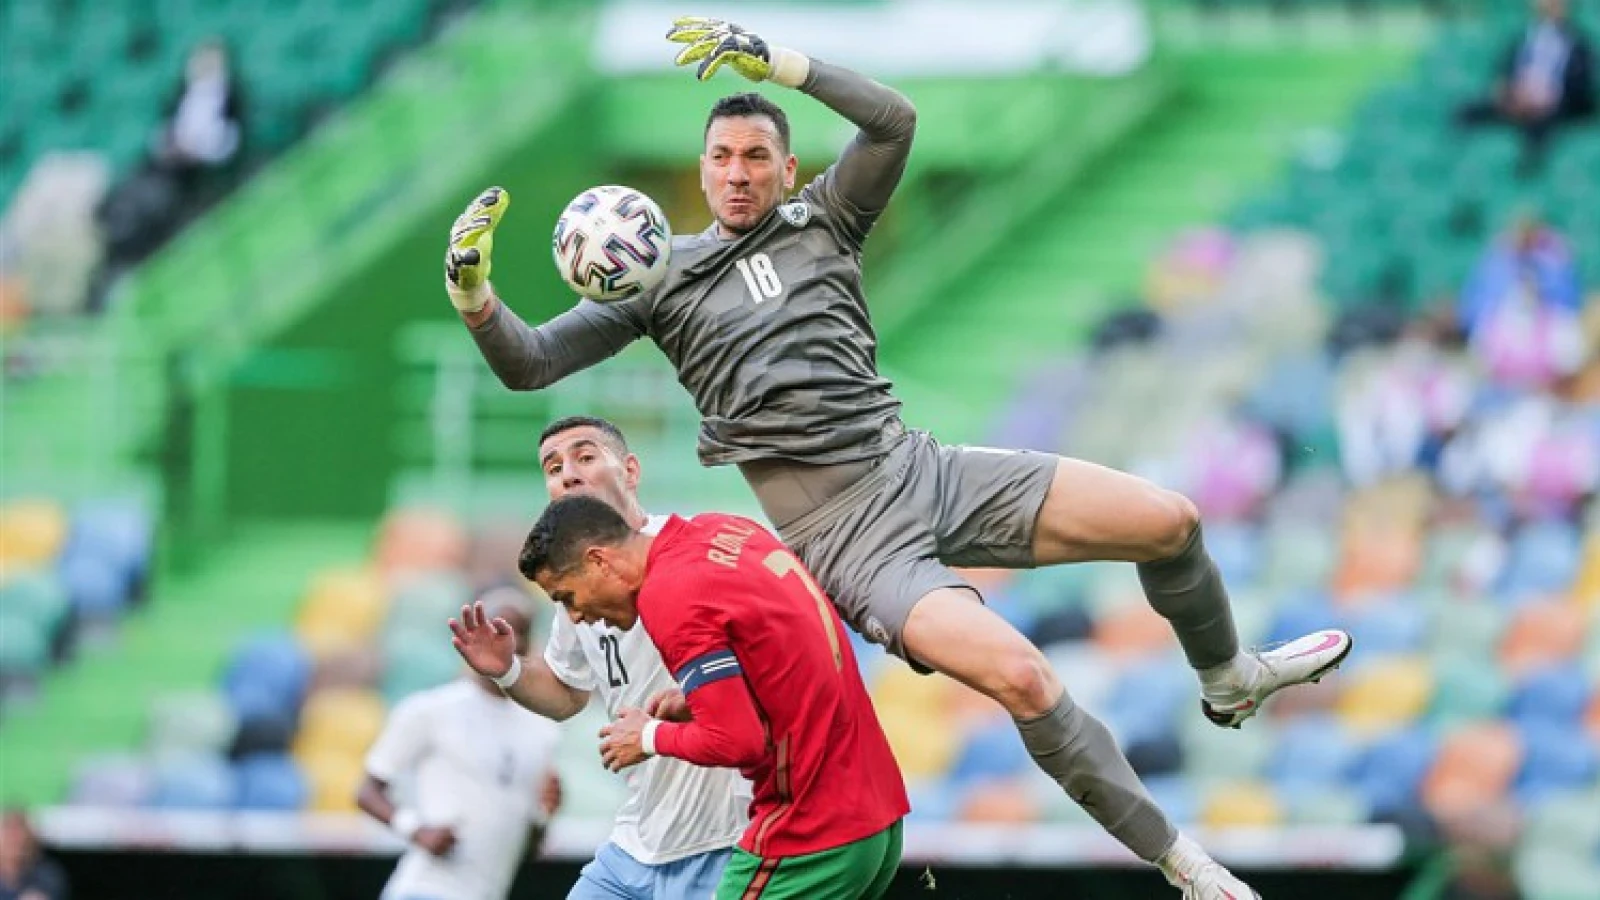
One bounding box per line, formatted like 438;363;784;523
988;649;1059;718
1145;489;1201;562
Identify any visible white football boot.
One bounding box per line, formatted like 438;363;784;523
1201;629;1354;729
1159;836;1261;900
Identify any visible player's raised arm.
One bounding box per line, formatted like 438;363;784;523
445;187;647;390
450;601;590;721
666;17;916;215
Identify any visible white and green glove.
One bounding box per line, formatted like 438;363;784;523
444;186;510;313
665;16;810;88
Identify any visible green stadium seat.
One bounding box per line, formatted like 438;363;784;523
0;612;50;677
148;691;239;756
0;572;70;636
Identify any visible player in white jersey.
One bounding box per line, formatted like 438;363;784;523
450;415;749;900
358;598;563;900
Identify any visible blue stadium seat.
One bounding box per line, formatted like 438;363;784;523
1344;599;1427;657
1515;722;1600;806
1510;663;1593;730
1499;519;1581;600
1269;715;1360;790
150;751;237;809
68;753;152;808
1350;726;1436;818
949;718;1033;786
235;752;309;811
223;633;311;723
57;548;129;621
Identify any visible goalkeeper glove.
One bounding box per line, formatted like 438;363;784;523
665;17;810;88
444;186;510;313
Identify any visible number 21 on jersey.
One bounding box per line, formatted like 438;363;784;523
735;253;784;304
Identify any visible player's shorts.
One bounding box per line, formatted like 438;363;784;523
569;842;731;900
716;820;902;900
768;429;1057;672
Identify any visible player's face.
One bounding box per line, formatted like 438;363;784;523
539;428;640;517
538;553;640;631
701;115;798;236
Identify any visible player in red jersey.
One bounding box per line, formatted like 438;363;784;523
513;493;908;899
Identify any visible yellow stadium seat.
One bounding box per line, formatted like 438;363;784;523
298;567;388;634
1569;533;1600;606
1201;780;1283;829
878;706;958;781
1336;656;1434;736
0;500;68;565
292;688;387;759
299;750;366;813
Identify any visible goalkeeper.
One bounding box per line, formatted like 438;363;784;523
447;17;1353;898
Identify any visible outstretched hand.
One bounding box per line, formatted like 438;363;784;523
448;601;518;682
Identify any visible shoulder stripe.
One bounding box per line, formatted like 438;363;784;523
675;648;742;696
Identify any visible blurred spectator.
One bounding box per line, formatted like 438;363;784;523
0;809;68;900
1456;0;1596;172
1458;215;1586;389
152;40;246;184
95;39;247;294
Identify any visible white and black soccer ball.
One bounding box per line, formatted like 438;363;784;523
551;185;672;302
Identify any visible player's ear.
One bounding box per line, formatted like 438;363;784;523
623;454;641;490
783;154;797;192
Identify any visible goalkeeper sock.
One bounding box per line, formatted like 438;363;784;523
1137;524;1242;672
1015;689;1177;863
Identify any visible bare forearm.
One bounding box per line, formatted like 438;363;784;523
505;654;590;721
800;59;916;211
356;777;396;825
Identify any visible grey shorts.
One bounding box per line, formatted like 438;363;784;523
766;431;1057;671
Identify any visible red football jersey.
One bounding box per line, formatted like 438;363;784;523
639;514;909;859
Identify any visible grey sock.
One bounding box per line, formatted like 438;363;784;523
1137;524;1240;671
1016;690;1177;863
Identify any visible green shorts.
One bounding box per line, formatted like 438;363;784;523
715;820;903;900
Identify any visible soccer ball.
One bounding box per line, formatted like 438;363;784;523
551;185;673;302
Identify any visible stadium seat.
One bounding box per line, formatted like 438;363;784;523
949;717;1033;787
375;508;468;577
291;687;385;759
0;500;68;565
0;611;49;679
379;628;465;704
223;633;312;724
150;750;236;809
297;749;365;814
1519;786;1600;857
148;691;238;757
1336;656;1433;736
1351;725;1436;819
1500;520;1582;600
68;753;153;808
1500;602;1587;677
1278;783;1370;827
957;778;1042;824
1422;721;1523;819
296;566;388;656
1269;715;1360;789
1515;721;1599;806
235;752;309;811
0;570;70;637
1514;844;1600;900
1343;600;1427;657
1509;663;1593;730
1430;655;1510;726
1200;780;1283;828
57;548;130;623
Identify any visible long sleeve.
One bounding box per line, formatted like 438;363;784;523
798;59;917;216
469;296;647;390
653;672;768;770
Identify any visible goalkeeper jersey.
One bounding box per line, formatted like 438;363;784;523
469;60;916;467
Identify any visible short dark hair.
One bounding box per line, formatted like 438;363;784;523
518;494;636;582
705;92;791;154
539;415;630;456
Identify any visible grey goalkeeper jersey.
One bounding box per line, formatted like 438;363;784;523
470;61;916;466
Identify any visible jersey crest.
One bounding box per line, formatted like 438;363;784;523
778;200;812;228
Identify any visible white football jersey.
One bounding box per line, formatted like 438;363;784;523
366;679;562;900
543;514;750;865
